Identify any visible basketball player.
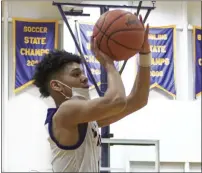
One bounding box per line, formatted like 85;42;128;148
33;15;151;172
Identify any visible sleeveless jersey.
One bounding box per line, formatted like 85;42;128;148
45;108;101;172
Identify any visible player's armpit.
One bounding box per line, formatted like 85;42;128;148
54;96;127;126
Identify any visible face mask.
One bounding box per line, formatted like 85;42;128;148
72;87;90;100
54;80;90;100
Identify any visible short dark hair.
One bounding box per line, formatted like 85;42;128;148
33;50;81;98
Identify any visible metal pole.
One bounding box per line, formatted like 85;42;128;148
101;138;158;145
143;9;152;23
52;1;155;10
74;21;88;78
136;1;143;15
155;141;160;172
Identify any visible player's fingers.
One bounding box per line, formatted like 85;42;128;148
143;24;149;39
139;14;142;22
143;24;150;47
90;36;95;52
145;24;149;36
90;36;94;46
91;38;98;57
93;39;107;60
141;24;149;47
93;38;99;55
139;15;144;28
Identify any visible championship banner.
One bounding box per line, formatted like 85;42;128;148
13;18;58;93
193;26;202;97
75;22;119;88
148;26;176;98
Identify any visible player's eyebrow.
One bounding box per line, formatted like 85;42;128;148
71;68;81;72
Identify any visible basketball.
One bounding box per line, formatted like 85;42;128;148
92;9;145;61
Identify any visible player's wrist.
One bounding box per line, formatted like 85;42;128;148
138;53;151;67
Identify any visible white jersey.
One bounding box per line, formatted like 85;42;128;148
45;108;101;172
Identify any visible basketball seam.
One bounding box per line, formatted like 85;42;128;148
107;29;144;51
95;25;143;51
97;12;131;50
93;11;109;40
107;38;116;59
97;12;109;49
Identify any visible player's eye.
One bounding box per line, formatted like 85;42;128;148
73;72;80;77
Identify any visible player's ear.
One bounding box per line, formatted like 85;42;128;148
50;80;62;92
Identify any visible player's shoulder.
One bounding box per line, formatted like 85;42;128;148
59;97;87;110
56;99;81;114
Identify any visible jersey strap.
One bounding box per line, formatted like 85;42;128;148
45;108;88;150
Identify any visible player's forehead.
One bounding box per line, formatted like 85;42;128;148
64;62;83;73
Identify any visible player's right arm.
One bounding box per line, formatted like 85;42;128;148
54;38;127;125
55;62;126;124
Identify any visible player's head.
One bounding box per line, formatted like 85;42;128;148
33;50;89;104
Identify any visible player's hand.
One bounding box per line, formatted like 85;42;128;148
138;15;151;54
90;37;114;66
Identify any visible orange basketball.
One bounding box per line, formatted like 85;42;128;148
92;9;145;61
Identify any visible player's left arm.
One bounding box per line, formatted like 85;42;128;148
97;17;151;128
97;55;150;127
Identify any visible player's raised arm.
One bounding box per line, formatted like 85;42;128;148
54;38;127;125
97;15;151;127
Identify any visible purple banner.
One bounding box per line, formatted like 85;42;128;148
149;26;176;99
13;18;58;93
194;26;202;97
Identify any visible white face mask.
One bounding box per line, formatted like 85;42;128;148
54;80;90;100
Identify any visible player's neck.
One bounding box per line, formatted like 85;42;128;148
54;97;66;108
